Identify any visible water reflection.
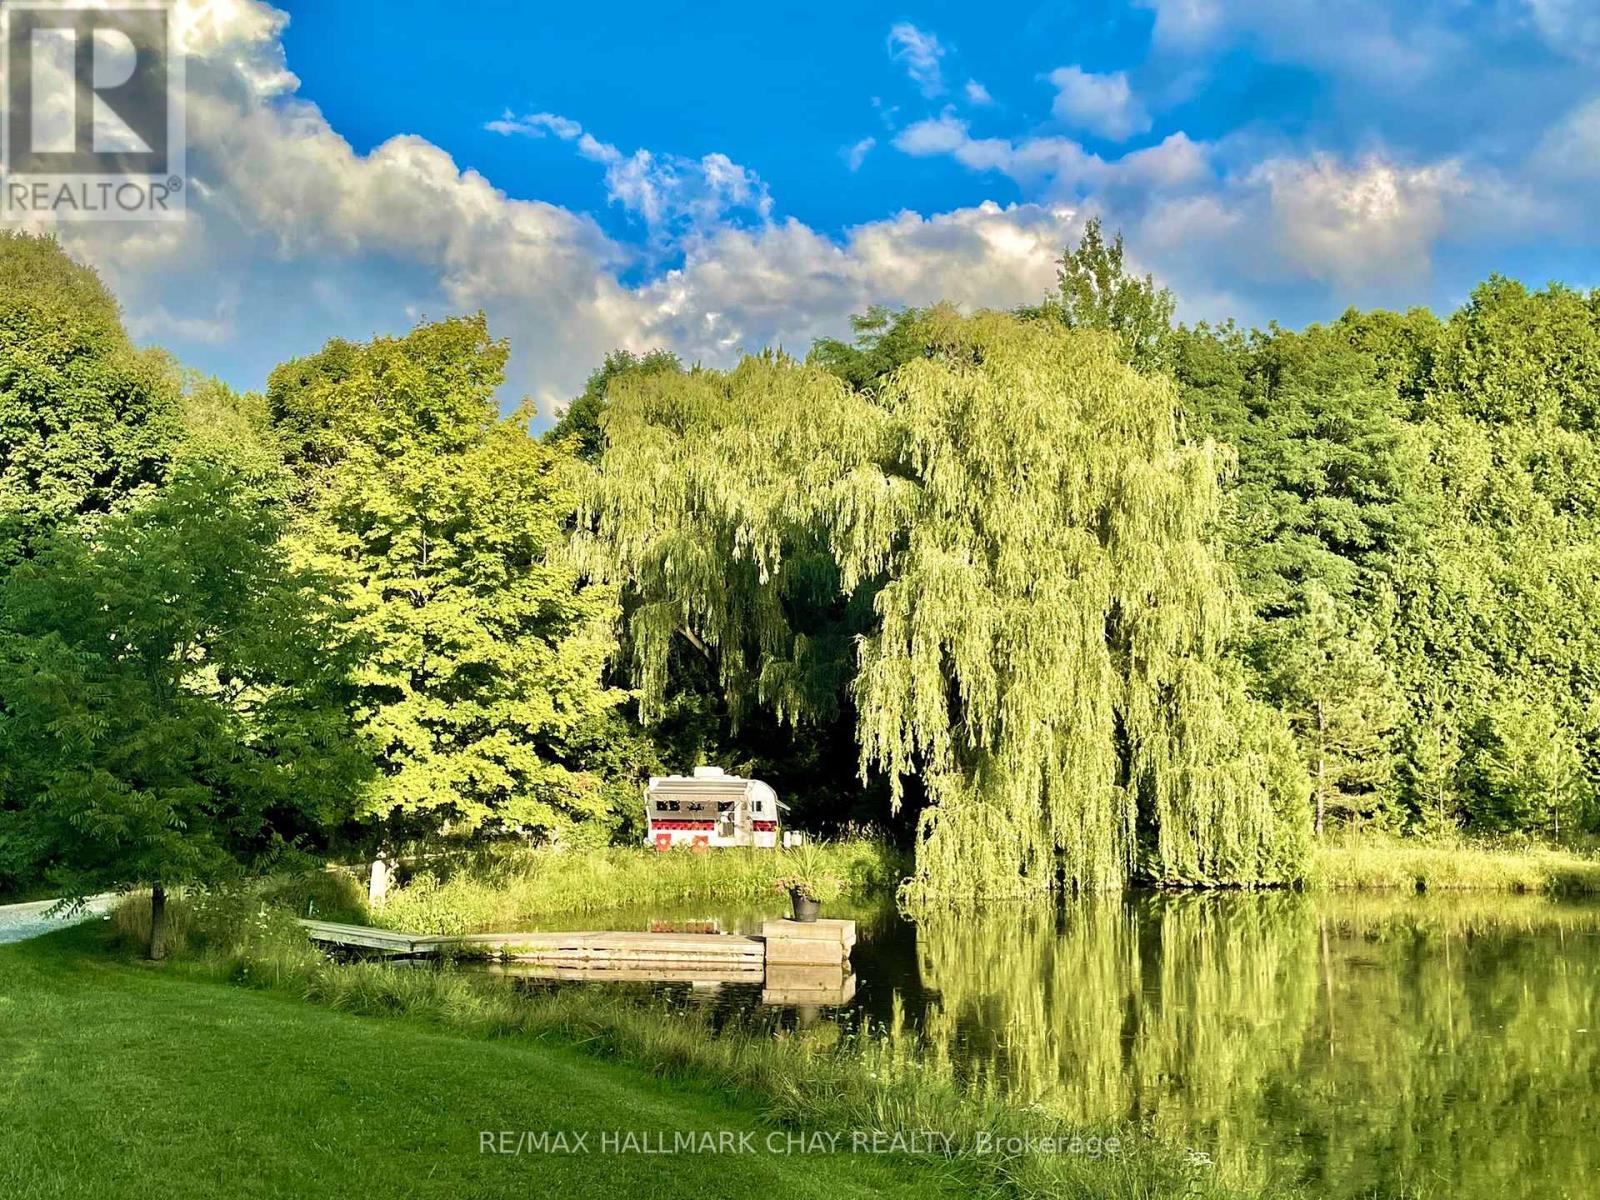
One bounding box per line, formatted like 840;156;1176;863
908;893;1600;1199
490;891;1600;1198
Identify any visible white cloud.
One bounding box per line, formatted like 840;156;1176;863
1534;97;1600;178
1525;0;1600;64
28;2;1105;416
1246;155;1471;287
887;22;946;97
633;202;1080;362
1135;0;1226;48
28;0;1577;421
492;113;773;244
1048;67;1150;141
1136;0;1451;84
894;114;1207;198
892;107;1495;295
964;80;994;106
484;111;583;140
842;137;877;171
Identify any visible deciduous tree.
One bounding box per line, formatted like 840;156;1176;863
272;316;623;845
0;233;182;566
0;464;365;956
584;309;1309;897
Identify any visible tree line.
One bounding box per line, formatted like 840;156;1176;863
0;225;1595;924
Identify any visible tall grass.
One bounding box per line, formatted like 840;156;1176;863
104;857;1275;1200
111;870;367;965
140;916;1273;1200
374;841;907;934
1310;834;1600;894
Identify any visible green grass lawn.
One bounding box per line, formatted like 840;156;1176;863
0;926;965;1200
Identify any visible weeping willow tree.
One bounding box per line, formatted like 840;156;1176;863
581;309;1309;896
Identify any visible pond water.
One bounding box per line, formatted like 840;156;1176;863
483;892;1600;1199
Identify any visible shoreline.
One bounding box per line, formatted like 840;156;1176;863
51;856;1600;1200
0;929;973;1200
4;923;1269;1200
1305;839;1600;894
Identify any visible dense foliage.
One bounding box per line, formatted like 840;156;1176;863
269;316;624;846
581;310;1310;896
0;231;181;565
1173;284;1600;839
0;240;360;938
1;227;1598;912
0;462;367;952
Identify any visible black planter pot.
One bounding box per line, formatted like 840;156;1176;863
787;888;821;923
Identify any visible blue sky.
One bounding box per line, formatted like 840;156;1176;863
48;1;1600;415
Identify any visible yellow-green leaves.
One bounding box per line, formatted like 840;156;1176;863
278;317;623;842
589;310;1309;898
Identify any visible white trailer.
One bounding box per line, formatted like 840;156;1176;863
645;766;784;850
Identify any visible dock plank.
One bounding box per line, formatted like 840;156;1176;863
297;919;764;963
453;931;763;953
298;918;852;973
298;919;432;953
484;963;764;983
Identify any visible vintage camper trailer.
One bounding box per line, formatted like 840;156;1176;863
645;767;783;850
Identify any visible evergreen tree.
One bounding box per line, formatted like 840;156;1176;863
1398;689;1465;836
1472;697;1593;838
1263;587;1398;834
1171;321;1422;831
1386;279;1600;835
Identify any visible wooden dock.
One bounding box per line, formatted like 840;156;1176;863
297;916;853;990
481;962;763;984
298;919;449;955
453;929;766;970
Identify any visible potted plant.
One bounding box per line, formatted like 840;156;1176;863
773;846;844;922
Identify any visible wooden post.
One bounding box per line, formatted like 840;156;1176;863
148;884;167;961
760;918;855;968
368;857;391;907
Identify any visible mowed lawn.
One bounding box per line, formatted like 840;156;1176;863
0;928;964;1200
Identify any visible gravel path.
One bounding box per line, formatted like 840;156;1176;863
0;895;116;945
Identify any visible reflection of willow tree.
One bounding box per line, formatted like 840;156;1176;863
911;899;1137;1111
906;894;1600;1197
584;310;1308;898
910;894;1322;1181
